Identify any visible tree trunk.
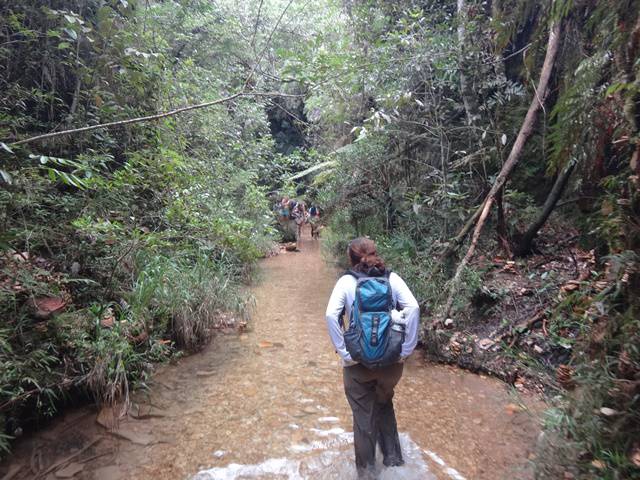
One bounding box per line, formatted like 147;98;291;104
442;12;563;319
457;0;481;126
440;197;486;260
496;186;513;257
515;162;575;257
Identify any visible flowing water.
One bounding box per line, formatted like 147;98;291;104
1;232;542;480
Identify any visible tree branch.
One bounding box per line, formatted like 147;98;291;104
6;91;303;147
514;161;575;256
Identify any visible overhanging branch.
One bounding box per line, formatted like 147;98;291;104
6;91;304;147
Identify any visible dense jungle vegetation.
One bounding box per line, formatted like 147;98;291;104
1;0;639;478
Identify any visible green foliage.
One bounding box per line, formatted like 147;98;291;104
308;1;640;478
128;250;254;350
539;289;640;478
2;0;640;475
0;0;294;458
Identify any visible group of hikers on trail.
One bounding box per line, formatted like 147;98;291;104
325;237;420;479
275;196;322;247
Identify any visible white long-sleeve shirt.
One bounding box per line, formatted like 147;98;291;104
325;272;420;364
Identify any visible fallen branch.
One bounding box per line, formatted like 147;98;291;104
0;378;73;412
35;437;101;479
442;10;563;318
6;91;303;147
1;465;22;480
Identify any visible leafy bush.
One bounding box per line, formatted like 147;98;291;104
0;0;279;458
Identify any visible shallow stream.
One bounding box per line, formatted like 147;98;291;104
2;232;541;480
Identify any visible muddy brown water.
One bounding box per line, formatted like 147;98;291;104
1;232;542;480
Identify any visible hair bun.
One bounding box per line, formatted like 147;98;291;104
348;237;386;273
361;253;375;266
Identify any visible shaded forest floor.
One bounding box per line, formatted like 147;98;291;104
426;219;597;395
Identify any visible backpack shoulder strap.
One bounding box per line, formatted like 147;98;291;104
344;269;366;279
383;270;401;309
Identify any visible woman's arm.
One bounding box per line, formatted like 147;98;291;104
325;276;353;362
390;273;420;358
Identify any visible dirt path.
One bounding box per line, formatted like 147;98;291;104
1;231;542;480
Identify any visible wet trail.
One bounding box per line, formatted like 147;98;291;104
2;232;541;480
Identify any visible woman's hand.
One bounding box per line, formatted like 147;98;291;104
391;309;408;325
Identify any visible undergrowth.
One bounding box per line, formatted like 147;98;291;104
0;240;261;457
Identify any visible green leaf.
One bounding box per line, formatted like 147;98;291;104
0;169;12;184
288;160;337;180
63;28;77;40
57;41;71;50
605;82;628;96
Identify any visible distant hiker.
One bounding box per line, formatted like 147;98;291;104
291;200;307;241
288;198;298;213
309;204;321;239
325;237;419;479
278;196;291;221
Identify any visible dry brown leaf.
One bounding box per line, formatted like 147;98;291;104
505;403;523;415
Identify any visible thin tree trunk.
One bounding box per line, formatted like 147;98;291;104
515;162;575;257
457;0;481;126
496;186;513;257
69;76;81;117
442;13;563;319
440;198;486;260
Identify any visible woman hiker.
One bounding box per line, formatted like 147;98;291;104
325;237;420;479
308;204;321;239
291;200;307;247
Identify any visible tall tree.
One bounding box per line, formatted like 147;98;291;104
443;7;564;318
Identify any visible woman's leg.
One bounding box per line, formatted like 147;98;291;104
343;365;378;474
374;362;404;466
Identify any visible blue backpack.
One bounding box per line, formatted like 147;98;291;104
343;270;405;369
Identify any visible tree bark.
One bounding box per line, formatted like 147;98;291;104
515;162;575;257
496;186;513;257
442;12;563;319
440;197;486;260
457;0;481;126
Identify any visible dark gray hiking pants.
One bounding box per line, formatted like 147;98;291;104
343;362;404;475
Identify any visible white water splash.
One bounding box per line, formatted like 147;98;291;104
309;427;346;437
424;449;467;480
193;457;301;480
193;433;436;480
289;431;353;453
317;417;340;424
